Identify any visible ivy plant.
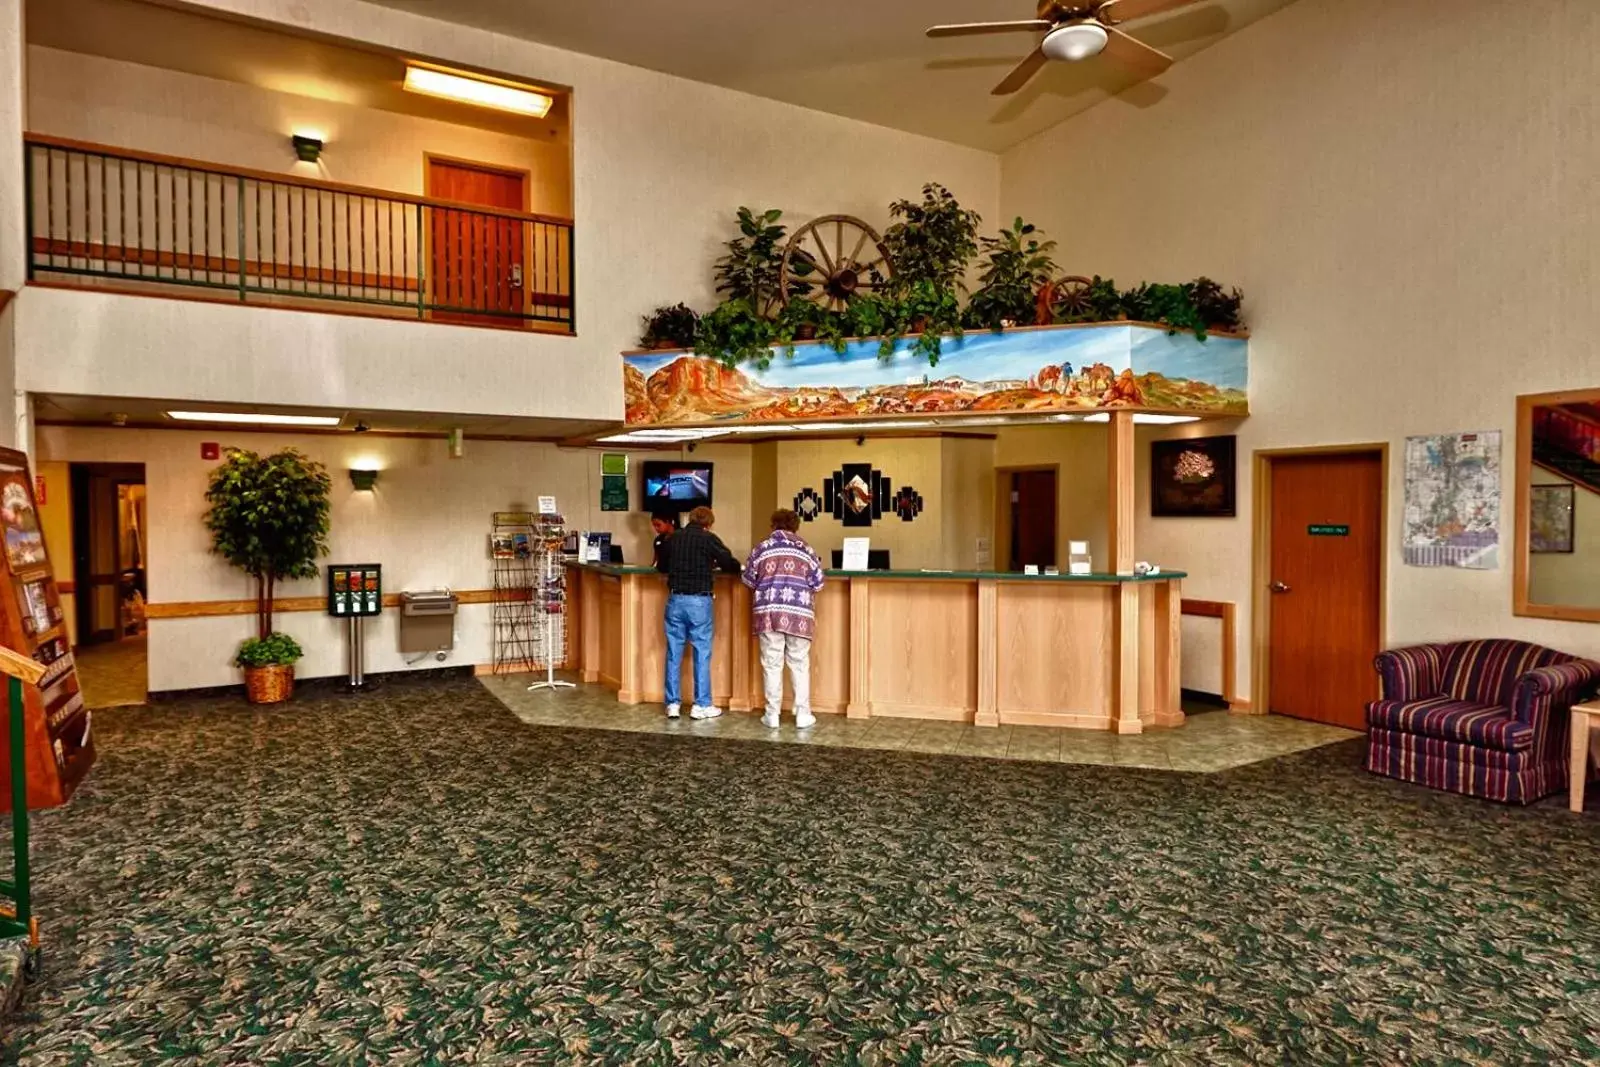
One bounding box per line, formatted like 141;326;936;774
203;447;332;640
695;298;778;369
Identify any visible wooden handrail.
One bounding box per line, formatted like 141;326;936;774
25;133;575;228
0;646;45;687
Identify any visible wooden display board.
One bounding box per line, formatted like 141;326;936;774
0;448;94;811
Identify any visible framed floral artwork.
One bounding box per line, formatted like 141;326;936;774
1151;435;1237;518
1530;483;1574;553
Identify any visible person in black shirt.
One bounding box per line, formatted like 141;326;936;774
650;513;678;568
656;506;740;719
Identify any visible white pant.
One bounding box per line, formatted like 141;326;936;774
758;631;811;717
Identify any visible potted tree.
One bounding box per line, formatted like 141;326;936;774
203;447;332;703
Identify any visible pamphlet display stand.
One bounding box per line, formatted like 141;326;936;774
0;448;94;811
527;513;573;692
490;512;539;673
327;563;381;689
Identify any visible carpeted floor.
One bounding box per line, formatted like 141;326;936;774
5;675;1600;1065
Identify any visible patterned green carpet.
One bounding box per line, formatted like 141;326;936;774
5;675;1600;1065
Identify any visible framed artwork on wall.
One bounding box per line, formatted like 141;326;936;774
1530;483;1575;553
1151;435;1237;518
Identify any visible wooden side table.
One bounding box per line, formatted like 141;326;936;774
1570;702;1600;812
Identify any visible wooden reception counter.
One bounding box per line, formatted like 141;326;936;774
565;562;1185;733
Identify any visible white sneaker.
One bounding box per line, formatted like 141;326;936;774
761;710;780;729
665;703;681;719
690;705;723;720
795;711;817;729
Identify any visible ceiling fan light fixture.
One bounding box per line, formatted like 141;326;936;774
1041;22;1109;62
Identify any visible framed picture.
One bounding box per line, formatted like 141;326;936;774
1151;435;1237;518
1530;483;1575;553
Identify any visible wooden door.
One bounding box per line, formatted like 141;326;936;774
427;159;526;324
1010;470;1058;571
1268;452;1383;729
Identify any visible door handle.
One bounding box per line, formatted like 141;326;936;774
509;264;524;289
1270;580;1291;593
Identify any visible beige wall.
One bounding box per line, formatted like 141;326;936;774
940;436;995;571
35;426;752;690
1528;470;1600;608
26;45;573;217
34;458;74;645
992;426;1109;572
774;437;946;570
1002;0;1600;693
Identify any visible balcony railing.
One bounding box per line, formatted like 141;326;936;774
24;135;574;331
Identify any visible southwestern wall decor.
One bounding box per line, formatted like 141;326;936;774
1151;435;1237;518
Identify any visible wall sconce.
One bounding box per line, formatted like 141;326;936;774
348;468;379;491
292;134;324;163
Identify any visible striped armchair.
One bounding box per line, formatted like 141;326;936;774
1366;639;1600;804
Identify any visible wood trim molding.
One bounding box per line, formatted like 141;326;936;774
1181;597;1242;710
0;289;14;316
1513;390;1600;623
147;587;513;620
25;133;573;226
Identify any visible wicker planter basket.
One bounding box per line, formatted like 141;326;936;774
244;664;294;704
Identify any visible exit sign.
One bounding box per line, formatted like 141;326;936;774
1308;524;1349;537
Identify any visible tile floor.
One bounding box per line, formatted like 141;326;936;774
478;673;1359;772
72;634;149;709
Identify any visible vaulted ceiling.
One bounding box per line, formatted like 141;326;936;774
366;0;1301;151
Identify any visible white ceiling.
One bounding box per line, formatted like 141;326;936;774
363;0;1300;151
27;0;571;142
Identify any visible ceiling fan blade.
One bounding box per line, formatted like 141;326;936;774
992;46;1049;95
927;19;1053;38
1096;0;1201;24
1101;26;1173;78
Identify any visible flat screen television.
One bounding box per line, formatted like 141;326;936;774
641;461;714;510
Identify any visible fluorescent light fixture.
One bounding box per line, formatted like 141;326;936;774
596;428;729;444
167;410;342;427
403;66;553;118
1133;414;1202;425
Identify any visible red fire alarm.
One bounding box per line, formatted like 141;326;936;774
33;476;44;505
201;442;220;460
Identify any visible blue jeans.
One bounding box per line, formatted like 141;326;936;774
664;593;714;707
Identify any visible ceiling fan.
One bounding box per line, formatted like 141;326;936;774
927;0;1201;95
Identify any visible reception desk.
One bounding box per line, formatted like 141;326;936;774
565;562;1185;733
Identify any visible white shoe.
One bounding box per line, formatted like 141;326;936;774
690;705;723;720
795;711;816;729
665;703;681;719
761;710;780;729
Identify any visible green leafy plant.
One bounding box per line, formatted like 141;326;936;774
776;300;851;355
1189;276;1244;332
1121;282;1208;339
203;448;332;640
639;303;700;349
883;183;981;295
713;207;793;316
694;298;779;368
234;632;304;669
844;293;897;355
967;217;1058;331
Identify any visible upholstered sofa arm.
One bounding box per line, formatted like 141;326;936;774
1374;645;1446;702
1513;660;1600;723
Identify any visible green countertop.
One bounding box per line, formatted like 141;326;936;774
565;561;1185;583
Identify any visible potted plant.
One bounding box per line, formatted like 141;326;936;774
712;207;794;317
694;297;780;369
883;183;981;296
967;216;1058;331
639;303;700;350
1189;276;1245;333
203;447;332;704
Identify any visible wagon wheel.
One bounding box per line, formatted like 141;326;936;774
1043;275;1095;325
780;215;894;312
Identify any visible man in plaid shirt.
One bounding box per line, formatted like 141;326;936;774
742;509;826;729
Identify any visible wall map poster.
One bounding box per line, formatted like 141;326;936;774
1403;430;1501;569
